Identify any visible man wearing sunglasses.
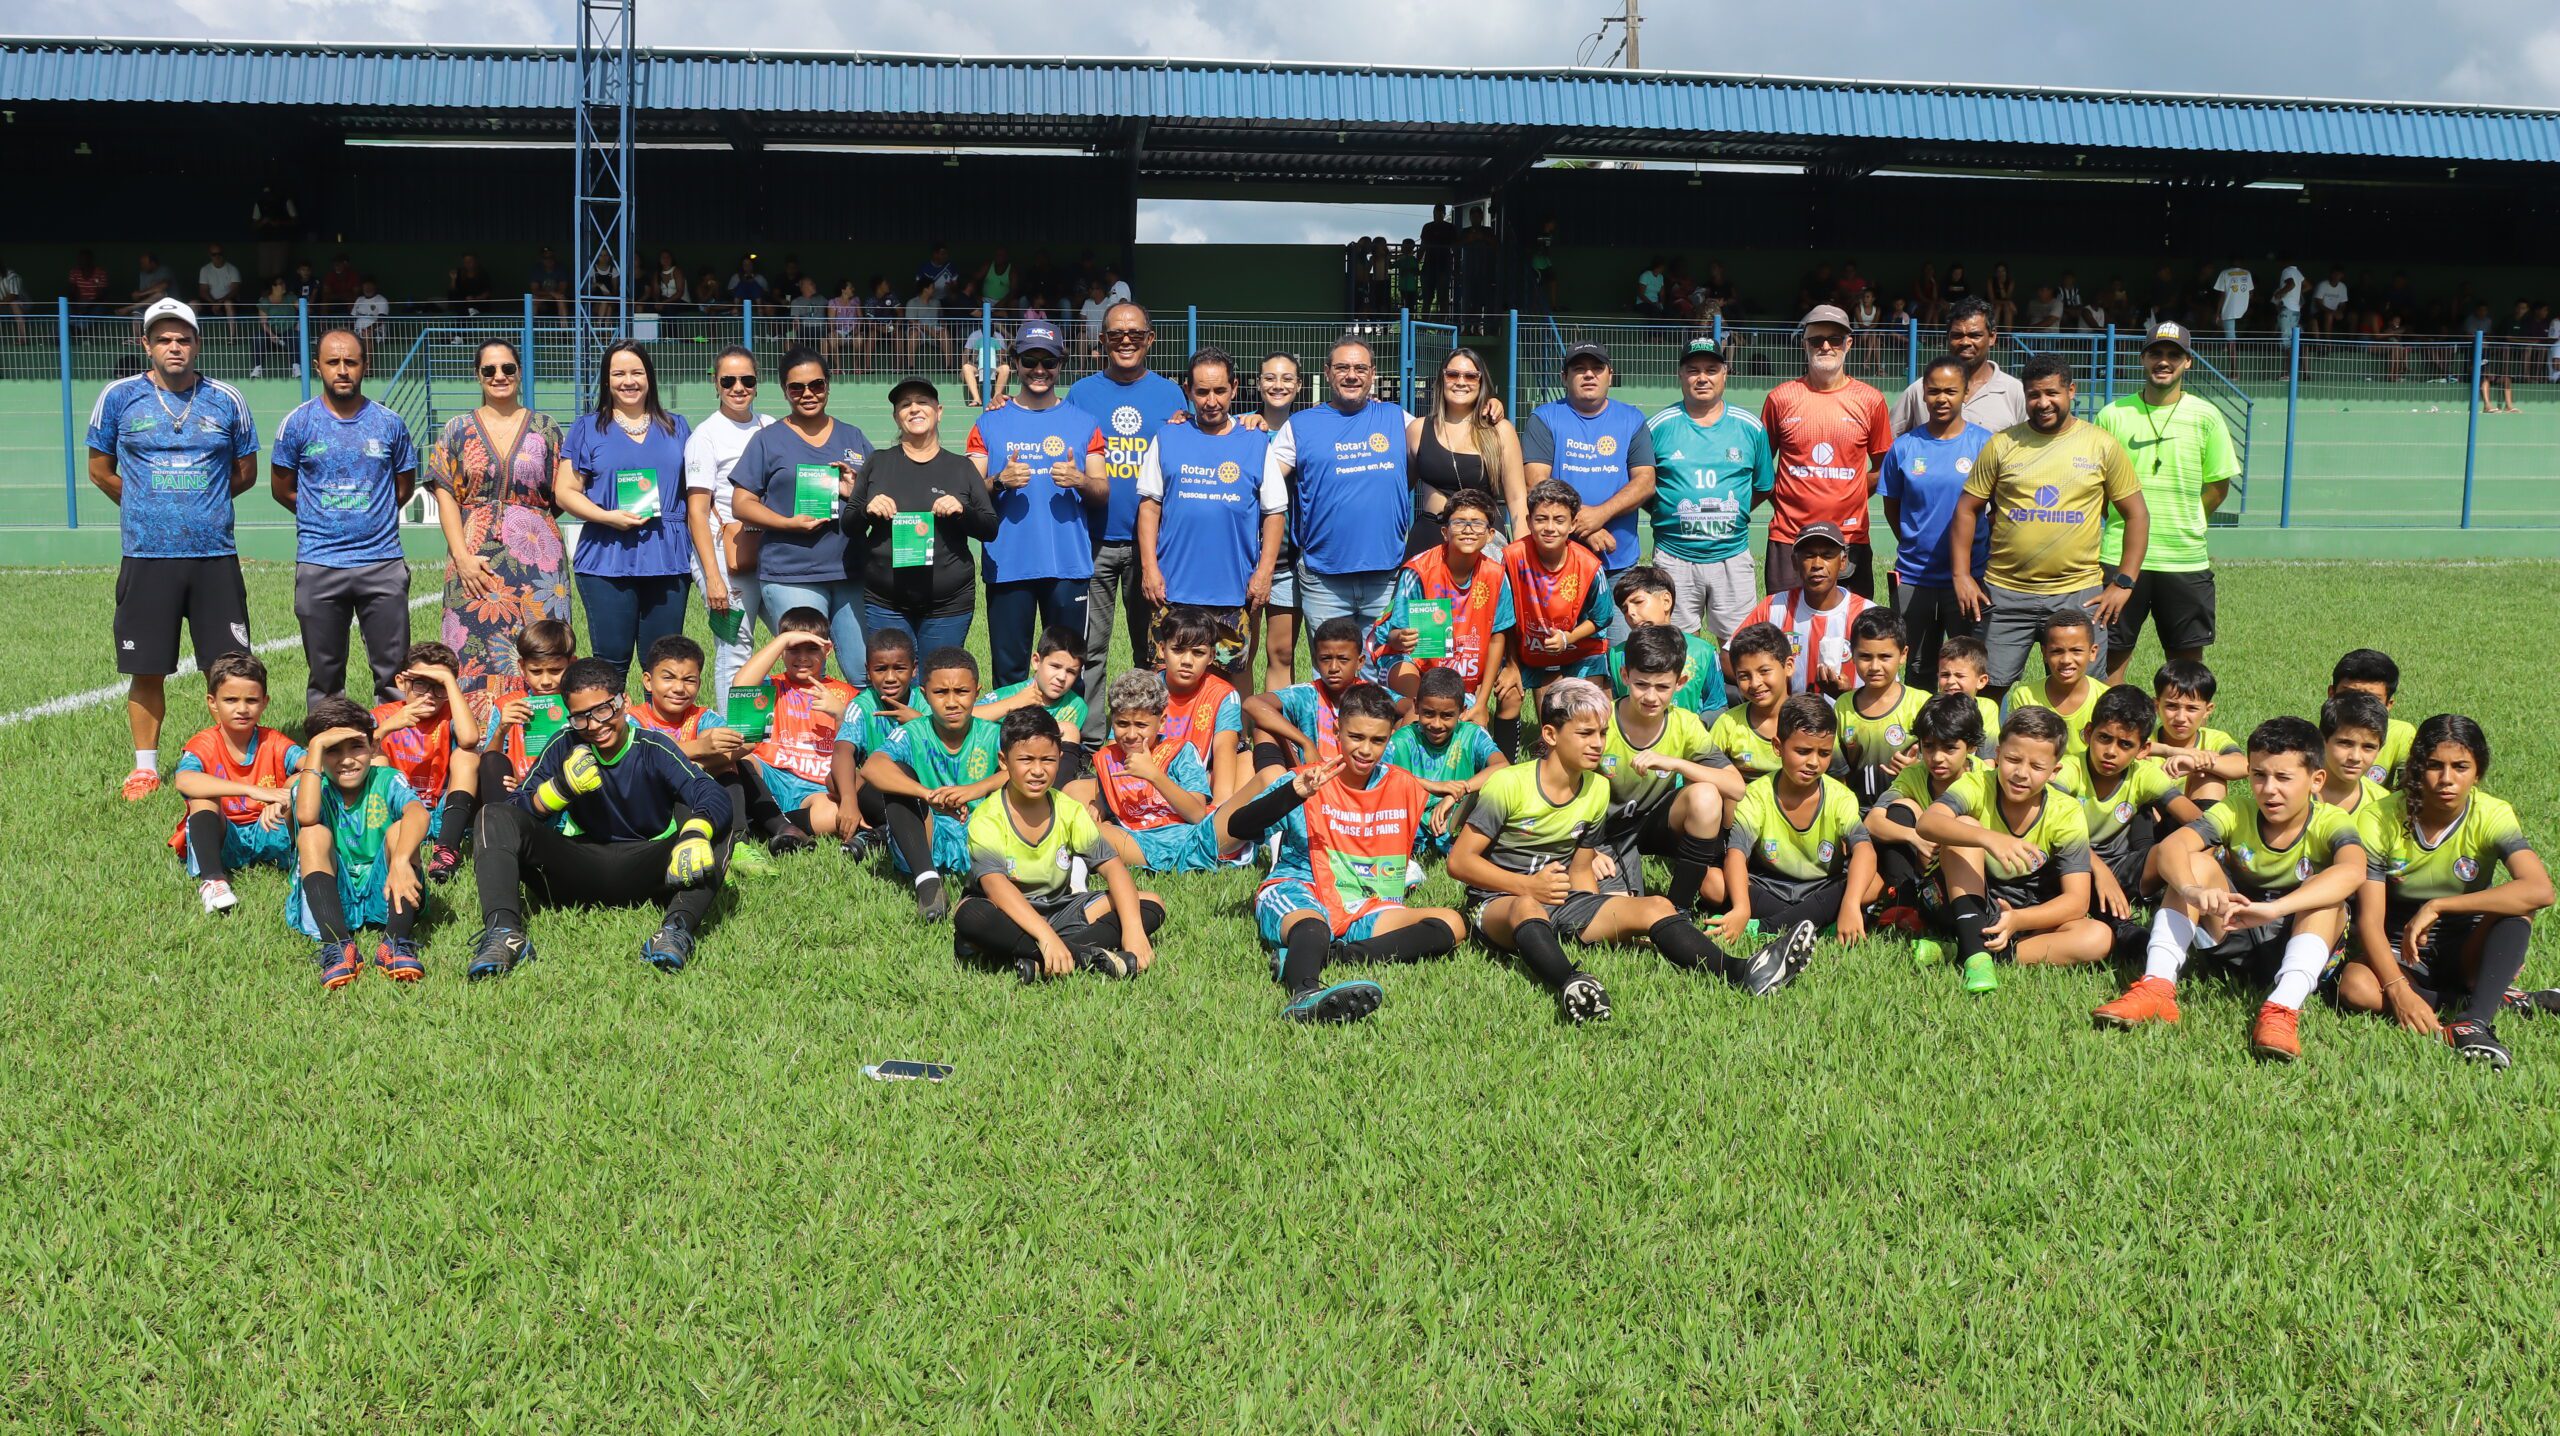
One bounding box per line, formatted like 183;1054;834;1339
969;321;1106;688
469;657;736;979
88;298;262;801
1065;303;1187;730
1762;304;1893;598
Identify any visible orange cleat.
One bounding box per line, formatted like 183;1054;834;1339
2093;976;2181;1029
2251;1003;2302;1063
120;768;161;801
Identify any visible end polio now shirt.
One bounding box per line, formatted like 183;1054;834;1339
1066;369;1188;545
559;412;695;579
86;372;261;559
272;397;418;568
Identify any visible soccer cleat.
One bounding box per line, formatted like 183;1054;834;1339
1734;938;1801;997
1078;948;1138;980
2250;1002;2303;1063
1559;972;1612;1025
914;873;949;924
1778;919;1820;979
725;843;776;879
375;937;425;982
426;843;463;883
1015;956;1044;984
2503;988;2560;1021
467;925;532;981
121;768;161;801
316;938;363;990
199;879;240;916
641;920;695;973
1961;951;2000;995
840;828;882;863
2445;1018;2512;1069
1910;937;1948;969
1282;979;1385;1024
2093;976;2181;1029
767;825;812;857
1405;859;1427;888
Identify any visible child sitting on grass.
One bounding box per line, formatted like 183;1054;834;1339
291;697;431;989
1500;478;1613;693
2093;717;2368;1064
1598;624;1744;915
1245;615;1363;773
2001;611;2110;753
1832;607;1929;808
635;634;790;875
860;646;1005;922
1864;693;1990;937
952;707;1164;983
2052;687;2201;940
1381;666;1509;859
1155;606;1252;799
171;650;304;916
975;626;1089;782
1933;634;2002;755
475;618;580;794
1707;622;1795;781
1606;563;1727;721
1914;704;2111;992
827;627;920;862
2315;690;2390;816
1364;486;1521;750
1218;682;1466;1024
369;642;482;882
1069;669;1225;874
2148;658;2242;804
2330;648;2416;789
736;607;858;852
1711;694;1878;975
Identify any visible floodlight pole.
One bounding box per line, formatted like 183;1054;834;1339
573;0;637;404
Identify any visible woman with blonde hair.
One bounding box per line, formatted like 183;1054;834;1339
1411;346;1524;554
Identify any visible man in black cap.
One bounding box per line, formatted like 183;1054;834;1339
2091;320;2236;682
1521;342;1655;608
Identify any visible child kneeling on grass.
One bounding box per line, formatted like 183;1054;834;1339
1448;677;1797;1026
1217;682;1465;1024
1710;694;1877;980
736;608;858;852
291;697;431;989
1598;624;1744;914
1863;693;1990;935
2339;714;2555;1068
635;634;791;877
172;650;303;916
1913;704;2112;993
953;707;1164;983
1070;668;1228;875
2052;687;2202;960
2093;716;2366;1064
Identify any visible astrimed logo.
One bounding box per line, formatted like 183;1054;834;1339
1367;432;1390;454
1111;405;1143;437
2034;484;2061;507
1595;434;1618;457
1041;434;1067;458
1811;441;1836;466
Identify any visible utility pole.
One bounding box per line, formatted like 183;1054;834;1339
1623;0;1641;69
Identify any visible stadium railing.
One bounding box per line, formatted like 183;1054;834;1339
9;301;2550;533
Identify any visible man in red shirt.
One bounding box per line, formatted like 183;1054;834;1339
319;253;364;315
1760;304;1893;599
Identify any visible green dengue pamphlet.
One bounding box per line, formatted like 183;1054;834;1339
523;693;568;754
614;468;660;520
793;463;838;520
1409;599;1453;659
892;512;934;568
726;683;775;742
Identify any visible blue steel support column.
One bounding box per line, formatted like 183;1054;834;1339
2460;329;2484;528
2103;325;2118;404
1186;304;1198;356
297;298;312;405
58;297;76;527
521;294;537;411
572;0;637;406
1506;310;1519;417
2278;327;2300;528
1399;308;1413;408
1905;316;1918;389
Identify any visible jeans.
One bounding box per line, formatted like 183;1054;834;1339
1893;580;1977;691
1296;565;1397;630
575;572;692;690
293;557;411;709
704;565;763;699
1082;541;1155;733
757;577;867;687
862;599;973;666
986;575;1091;688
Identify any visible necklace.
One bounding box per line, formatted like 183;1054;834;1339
151;373;201;434
2140;392;2178;474
615;410;651;437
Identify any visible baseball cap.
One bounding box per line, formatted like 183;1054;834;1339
1561;342;1611;368
1012;321;1065;357
140;297;200;334
1680;335;1731;365
887;376;940;406
1791;521;1850;551
1798;304;1851;332
2142;320;2196;357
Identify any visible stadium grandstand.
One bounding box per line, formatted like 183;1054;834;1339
2;37;2555;548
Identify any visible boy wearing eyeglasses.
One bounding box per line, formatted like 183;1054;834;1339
1360;486;1520;754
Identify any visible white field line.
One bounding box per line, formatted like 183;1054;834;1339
0;593;438;729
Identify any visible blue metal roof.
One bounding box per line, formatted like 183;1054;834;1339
5;39;2556;170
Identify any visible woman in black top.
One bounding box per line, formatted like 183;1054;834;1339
1410;346;1523;555
855;377;1000;656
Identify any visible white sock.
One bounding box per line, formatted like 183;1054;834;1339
2144;909;2196;985
2268;933;2330;1011
134;749;157;772
913;868;940;887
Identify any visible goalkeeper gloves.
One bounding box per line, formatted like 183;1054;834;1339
666;817;718;886
532;745;603;814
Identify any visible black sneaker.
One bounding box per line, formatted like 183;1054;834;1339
767;825;812;857
2445;1017;2512;1070
2502;988;2560;1021
1559;972;1612;1025
914;873;949;923
467;925;533;981
1734;937;1800;997
641;920;695;973
841;828;881;863
1078;948;1137;980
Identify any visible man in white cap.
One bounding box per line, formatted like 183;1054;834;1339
2091;320;2236;683
1761;304;1893;598
86;298;262;799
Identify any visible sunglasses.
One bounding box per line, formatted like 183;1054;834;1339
1803;334;1849;350
1102;329;1151;343
1016;357;1059;370
719;374;759;390
480;362;519;378
785;379;828;397
1441;369;1481;382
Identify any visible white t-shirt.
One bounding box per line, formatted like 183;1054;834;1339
682;411;777;540
2213;268;2254;320
1105;280;1132;306
2274;265;2305;313
1079;297;1110;340
0;268;21;300
2313;278;2348;313
350;293;389;331
198;261;242;300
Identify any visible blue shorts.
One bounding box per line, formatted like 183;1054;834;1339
181;818;297;879
890;811;973;878
1521;655;1609;688
285;856;413;938
754;760;828;818
1254;879;1397;974
1128;816;1229;874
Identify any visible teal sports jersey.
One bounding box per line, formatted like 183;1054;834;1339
2188;791;2363;896
883;715;1004;790
1930;767;2093;891
320;766;421;880
1643;402;1774;563
1708;705;1784;781
842;689;913;760
1384;721;1500;785
2053;753;2184;857
2359;790;2533;907
1599;704;1726;820
1832;683;1929;793
987;679;1088;736
1606;631;1729;718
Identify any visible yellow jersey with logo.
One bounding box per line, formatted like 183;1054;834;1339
1961;420;2141;594
2188;791;2363;896
2357;790;2532;908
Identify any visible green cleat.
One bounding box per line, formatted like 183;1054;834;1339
726;843;776;879
1911;938;1949;969
1961;951;1999;994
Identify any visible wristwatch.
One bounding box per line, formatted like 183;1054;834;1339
2108;572;2136;590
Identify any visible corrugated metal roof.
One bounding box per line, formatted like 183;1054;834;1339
5;39;2555;166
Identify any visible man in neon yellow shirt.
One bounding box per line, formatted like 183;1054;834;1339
2093;321;2238;684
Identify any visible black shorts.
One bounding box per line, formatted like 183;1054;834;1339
2108;569;2216;656
115;554;252;676
1593;802;1707;896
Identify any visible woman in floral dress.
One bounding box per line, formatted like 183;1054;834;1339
424;339;572;690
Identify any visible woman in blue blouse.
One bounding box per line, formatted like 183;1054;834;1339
553;340;696;687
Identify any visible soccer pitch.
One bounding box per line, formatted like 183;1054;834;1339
5;558;2559;1430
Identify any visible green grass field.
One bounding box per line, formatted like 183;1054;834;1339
5;556;2560;1429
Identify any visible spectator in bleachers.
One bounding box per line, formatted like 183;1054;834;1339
778;256;807;301
1420;205;1458;314
349;278;388;339
2211;260;2254;343
2025;285;2063;331
445;254;493;317
288;258;321;305
903;277;952;368
959;297;1011;409
2056;272;2095;330
1941;262;1971;311
1017;288;1052;326
727;256;769;308
251;180;298;288
1985;262;2016;332
1022;251;1061;315
1393;241;1421;310
587;249;620;302
1634;257;1668;318
195;244;243;319
2474;305;2518;414
0;258;26;337
529;246;570;318
1851;289;1882;330
319;254;363;315
68;249;112;314
2099;277;2134;330
788;275;828;346
1529;218;1559;311
1077;278;1111;358
864;275;900;355
252;277;296;379
649;249;688;312
2271;256;2305;339
916;242;959;308
1102;266;1131;307
1894;297;2026;436
1459;212;1497;320
1914;263;1942;326
1698;260;1737;320
826;279;864;371
1835;261;1869;311
2312;266;2349;334
693;270;728;314
979;245;1015;311
126;252;175;315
